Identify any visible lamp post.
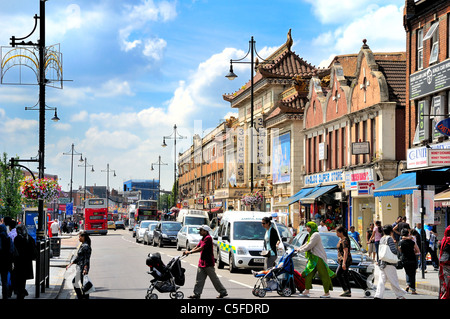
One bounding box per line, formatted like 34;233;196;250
78;157;94;207
162;124;186;205
151;155;168;209
63;143;83;204
101;164;116;215
226;36;272;206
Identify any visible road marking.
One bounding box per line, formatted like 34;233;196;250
228;280;253;289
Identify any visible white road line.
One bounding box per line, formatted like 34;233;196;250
228;280;253;289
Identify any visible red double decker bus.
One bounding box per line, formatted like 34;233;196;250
84;198;108;235
135;200;159;223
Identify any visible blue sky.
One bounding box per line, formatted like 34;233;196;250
0;0;406;193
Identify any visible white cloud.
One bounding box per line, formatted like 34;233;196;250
97;79;134;98
72;110;89;122
143;38;167;60
313;4;406;66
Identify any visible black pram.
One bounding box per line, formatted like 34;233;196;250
145;252;186;299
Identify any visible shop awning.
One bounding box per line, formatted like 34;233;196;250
435;188;450;207
373;172;418;197
288;187;315;205
299;184;339;204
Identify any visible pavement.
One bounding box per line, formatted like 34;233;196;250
14;233;441;299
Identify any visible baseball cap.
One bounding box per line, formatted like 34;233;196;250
197;225;212;232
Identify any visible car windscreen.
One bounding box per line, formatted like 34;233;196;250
140;221;152;228
320;233;360;251
184;216;208;225
188;227;200;235
233;221;266;240
162;223;182;231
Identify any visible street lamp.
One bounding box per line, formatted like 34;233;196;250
101;163;116;215
151;155;168;209
78;157;94;207
226;36;272;200
63;144;83;205
162;124;186;203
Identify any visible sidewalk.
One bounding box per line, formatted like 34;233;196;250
21;234;440;299
26;233;79;299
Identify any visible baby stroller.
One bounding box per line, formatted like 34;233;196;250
252;248;296;297
145;252;186;299
349;269;374;297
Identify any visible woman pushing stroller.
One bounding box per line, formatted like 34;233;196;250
295;221;335;298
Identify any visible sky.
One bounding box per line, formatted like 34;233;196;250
0;0;407;194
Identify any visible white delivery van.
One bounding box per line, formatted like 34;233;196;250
176;209;210;226
213;211;288;273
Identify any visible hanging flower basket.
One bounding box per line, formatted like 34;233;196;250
241;191;263;206
20;177;61;202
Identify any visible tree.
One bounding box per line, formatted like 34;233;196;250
0;152;24;219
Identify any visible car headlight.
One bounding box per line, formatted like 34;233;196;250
162;234;168;238
236;247;248;255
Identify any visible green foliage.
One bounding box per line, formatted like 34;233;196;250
0;152;24;218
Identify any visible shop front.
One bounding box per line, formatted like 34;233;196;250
301;170;346;230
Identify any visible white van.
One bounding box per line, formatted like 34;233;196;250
213;211;289;272
176;209;210;226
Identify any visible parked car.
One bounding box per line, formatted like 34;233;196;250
287;231;375;281
115;221;125;230
107;221;116;230
136;220;158;243
143;223;157;245
176;225;203;251
153;221;182;247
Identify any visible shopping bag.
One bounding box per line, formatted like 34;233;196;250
82;275;95;294
379;243;398;264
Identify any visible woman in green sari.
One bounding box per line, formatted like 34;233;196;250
295;221;335;298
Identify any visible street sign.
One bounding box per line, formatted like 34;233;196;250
66;202;73;215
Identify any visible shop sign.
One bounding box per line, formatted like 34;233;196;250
357;182;375;195
345;168;374;191
407;142;450;169
436;117;450;137
409;60;450;100
351;142;370;155
412;190;435;224
304;170;344;186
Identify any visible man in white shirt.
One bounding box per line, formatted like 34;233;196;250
318;220;328;232
51;219;60;237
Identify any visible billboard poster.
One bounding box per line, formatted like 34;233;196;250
272;132;291;184
24;211;39;241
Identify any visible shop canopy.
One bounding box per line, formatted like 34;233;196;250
373;172;418;197
287;187;315;205
299;184;339;204
435;188;450;207
373;168;450;197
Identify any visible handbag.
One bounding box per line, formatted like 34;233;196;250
379;239;398;264
82;275;95;294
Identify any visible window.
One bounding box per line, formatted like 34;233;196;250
417;28;423;70
425;22;439;64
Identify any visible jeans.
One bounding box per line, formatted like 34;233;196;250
403;262;416;291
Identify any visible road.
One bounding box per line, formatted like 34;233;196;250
58;229;436;300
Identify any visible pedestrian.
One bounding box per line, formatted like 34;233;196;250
438;225;450;299
183;225;228;299
51;219;60;237
318;220;328;232
425;224;439;271
348;225;361;246
66;230;92;299
392;216;403;245
0;224;13;299
261;216;280;270
374;224;406;299
367;223;375;260
398;228;420;295
336;226;352;297
393;216;410;246
13;224;37;299
369;220;383;261
298;220;305;234
295;221;335;298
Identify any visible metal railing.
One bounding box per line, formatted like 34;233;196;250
35;239;50;298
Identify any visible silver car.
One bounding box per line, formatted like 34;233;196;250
176;225;202;251
143;223;157;245
136;220;158;243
